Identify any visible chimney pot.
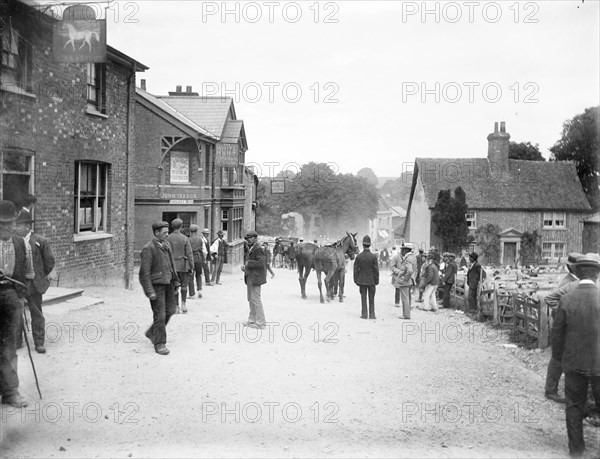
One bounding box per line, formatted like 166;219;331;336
176;85;182;92
140;79;146;91
500;121;506;132
494;122;499;132
186;86;192;93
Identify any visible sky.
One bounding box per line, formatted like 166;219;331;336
45;0;600;178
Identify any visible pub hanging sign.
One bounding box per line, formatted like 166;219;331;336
53;5;107;63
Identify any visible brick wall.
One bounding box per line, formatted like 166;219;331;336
1;9;138;287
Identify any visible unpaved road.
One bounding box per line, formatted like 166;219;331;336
1;263;596;458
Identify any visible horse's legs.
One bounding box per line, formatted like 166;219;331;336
339;270;345;302
316;270;325;303
298;264;307;299
325;270;336;301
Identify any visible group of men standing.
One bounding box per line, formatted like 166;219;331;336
138;220;234;354
0;198;55;409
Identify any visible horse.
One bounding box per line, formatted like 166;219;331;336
296;242;319;299
62;23;100;53
313;232;358;303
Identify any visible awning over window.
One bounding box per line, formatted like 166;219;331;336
378;230;389;239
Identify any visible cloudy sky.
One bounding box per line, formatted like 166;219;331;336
93;1;598;177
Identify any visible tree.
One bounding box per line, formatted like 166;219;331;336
431;187;473;252
379;172;413;206
520;230;542;264
357;167;378;187
255;178;285;236
550;106;600;211
509;141;544;161
474;223;501;265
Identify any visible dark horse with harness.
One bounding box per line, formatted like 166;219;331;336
296;232;358;303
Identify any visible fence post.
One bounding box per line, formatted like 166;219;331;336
538;298;549;349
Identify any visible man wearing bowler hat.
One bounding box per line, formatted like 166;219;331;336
552;253;600;456
139;221;180;355
13;209;55;353
353;235;379;319
0;200;34;407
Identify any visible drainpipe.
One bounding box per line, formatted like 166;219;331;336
210;143;216;243
124;63;135;289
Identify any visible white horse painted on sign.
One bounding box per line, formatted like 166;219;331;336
61;23;100;53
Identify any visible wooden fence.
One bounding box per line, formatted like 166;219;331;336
450;274;553;349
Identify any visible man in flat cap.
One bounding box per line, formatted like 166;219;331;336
353;235;379;319
419;252;439;313
187;225;205;298
441;253;457;309
241;230;267;329
466;251;486;313
139;221;180;355
210;229;229;285
13;209;55;353
543;253;583;404
0;200;35;407
166;219;193;313
552;253;600;456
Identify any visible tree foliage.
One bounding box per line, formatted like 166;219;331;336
256;162;379;237
255;178;285;235
431;187;473;252
357;167;378;187
520;230;542;264
550;106;600;211
379;172;413;206
508;141;545;161
474;223;501;265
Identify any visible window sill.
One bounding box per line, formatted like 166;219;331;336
0;83;36;99
73;232;113;243
86;107;109;119
542;227;566;230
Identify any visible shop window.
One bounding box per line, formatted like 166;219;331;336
74;161;108;233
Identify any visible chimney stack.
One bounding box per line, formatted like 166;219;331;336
186;86;192;93
176;85;182;93
140;79;146;91
487;121;510;172
168;85;200;96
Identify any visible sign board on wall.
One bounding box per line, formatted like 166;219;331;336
271;180;286;194
170;151;189;183
215;143;239;166
53;20;107;63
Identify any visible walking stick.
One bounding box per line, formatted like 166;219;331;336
22;308;43;399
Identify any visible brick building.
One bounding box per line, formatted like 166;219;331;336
403;122;592;264
133;86;250;271
1;0;147;287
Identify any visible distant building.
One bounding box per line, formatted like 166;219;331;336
403;122;592;264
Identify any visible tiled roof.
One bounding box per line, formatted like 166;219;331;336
136;88;216;139
158;96;233;139
415;158;591;211
583;212;600;223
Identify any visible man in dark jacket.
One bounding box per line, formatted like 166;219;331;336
139;221;180;355
166;219;193;313
187;225;205;298
466;252;486;313
552;253;600;456
241;230;267;329
0;200;34;407
419;253;439;312
441;253;457;309
13;210;55;353
353;235;379;320
543;253;583;403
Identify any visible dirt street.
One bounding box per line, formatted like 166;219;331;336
1;263;596;458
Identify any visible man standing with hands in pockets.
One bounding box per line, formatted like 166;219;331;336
241;230;267;329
